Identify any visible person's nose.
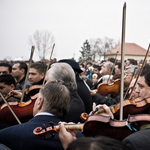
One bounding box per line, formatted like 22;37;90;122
135;85;140;93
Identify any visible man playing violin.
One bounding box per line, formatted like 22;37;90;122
28;62;46;85
0;74;20;129
122;64;150;150
91;61;114;90
90;65;137;106
128;78;139;101
0;81;72;150
12;61;31;90
0;74;20;106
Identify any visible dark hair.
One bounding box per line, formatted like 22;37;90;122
116;62;121;69
101;60;106;64
93;65;101;71
86;62;92;66
80;63;84;68
67;136;129;150
30;62;45;74
14;61;28;75
0;74;16;87
108;57;115;63
0;63;12;73
127;59;137;65
140;64;150;86
40;81;70;117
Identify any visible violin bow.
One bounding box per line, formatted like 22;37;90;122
42;43;55;86
20;46;35;103
120;2;126;121
107;51;119;83
128;42;150;100
0;92;21;124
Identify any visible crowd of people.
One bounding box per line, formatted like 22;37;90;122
0;57;149;150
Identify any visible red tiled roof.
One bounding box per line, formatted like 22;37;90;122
105;43;149;55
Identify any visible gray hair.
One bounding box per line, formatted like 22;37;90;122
47;63;77;91
125;65;140;75
107;62;114;72
40;81;70;117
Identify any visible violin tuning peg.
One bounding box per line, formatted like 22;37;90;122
49;122;54;129
43;124;47;131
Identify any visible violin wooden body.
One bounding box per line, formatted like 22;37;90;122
96;79;120;97
26;85;42;96
87;98;150;120
0;93;38;125
128;113;150;130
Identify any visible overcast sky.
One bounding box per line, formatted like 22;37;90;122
0;0;150;61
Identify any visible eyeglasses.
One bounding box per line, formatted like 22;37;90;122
124;73;132;77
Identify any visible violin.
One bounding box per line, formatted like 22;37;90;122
0;93;38;125
5;84;42;98
5;92;15;100
33;114;134;141
81;98;150;121
128;113;150;130
25;85;42;96
96;79;120;97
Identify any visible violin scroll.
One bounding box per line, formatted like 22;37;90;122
80;113;89;121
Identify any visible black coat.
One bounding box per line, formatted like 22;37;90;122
61;90;86;123
76;75;92;114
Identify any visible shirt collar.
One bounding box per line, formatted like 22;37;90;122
34;112;55;117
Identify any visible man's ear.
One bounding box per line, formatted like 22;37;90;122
21;68;25;74
41;73;45;79
10;84;15;90
38;97;44;110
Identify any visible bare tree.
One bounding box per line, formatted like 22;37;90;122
29;30;54;60
90;37;120;60
90;38;103;60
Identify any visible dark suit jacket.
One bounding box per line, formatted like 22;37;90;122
90;77;103;90
76;75;92;114
122;129;150;150
61;90;86;123
0;115;64;150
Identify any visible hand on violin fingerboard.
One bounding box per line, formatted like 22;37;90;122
58;122;77;150
92;104;114;119
90;90;96;96
11;90;22;99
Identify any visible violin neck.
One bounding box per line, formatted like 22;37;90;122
55;123;84;131
95;106;115;115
